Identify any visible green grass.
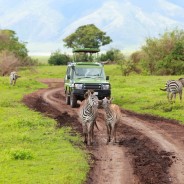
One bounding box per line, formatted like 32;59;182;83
0;64;183;183
105;71;184;124
29;65;184;124
0;69;89;184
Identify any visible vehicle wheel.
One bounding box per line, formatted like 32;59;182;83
70;93;77;108
65;91;70;105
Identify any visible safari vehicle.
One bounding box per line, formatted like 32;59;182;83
64;48;111;108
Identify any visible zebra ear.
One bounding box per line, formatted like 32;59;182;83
84;92;89;99
90;89;94;94
84;90;90;99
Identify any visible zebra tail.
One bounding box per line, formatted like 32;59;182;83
160;88;167;91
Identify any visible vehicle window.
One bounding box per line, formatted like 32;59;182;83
67;67;70;76
75;67;104;78
71;67;74;79
65;67;70;80
65;66;74;79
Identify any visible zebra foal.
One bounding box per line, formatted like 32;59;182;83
160;78;184;102
99;97;121;144
78;90;99;145
10;71;21;85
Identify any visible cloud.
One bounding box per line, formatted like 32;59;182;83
27;41;64;56
157;0;184;17
1;0;183;55
60;0;183;49
60;1;124;39
0;0;64;41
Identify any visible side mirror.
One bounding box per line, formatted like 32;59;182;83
106;76;109;80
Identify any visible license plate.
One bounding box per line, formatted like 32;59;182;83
94;92;98;96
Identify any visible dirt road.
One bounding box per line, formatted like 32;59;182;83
23;79;184;184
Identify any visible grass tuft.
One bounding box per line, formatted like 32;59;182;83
10;148;34;160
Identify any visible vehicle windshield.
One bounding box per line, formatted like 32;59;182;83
74;67;105;78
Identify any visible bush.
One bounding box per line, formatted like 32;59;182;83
0;29;38;76
100;48;119;62
141;28;184;75
0;50;20;76
48;50;70;65
10;148;34;160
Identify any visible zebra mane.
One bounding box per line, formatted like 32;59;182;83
178;78;184;80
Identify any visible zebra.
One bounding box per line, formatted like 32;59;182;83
160;78;184;102
10;71;21;86
99;97;121;144
78;90;99;145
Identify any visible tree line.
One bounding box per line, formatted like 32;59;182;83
50;25;183;76
99;28;184;76
1;24;183;76
0;29;37;76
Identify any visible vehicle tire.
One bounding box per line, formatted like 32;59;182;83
65;91;70;105
70;93;77;108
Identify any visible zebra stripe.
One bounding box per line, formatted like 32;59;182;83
100;97;121;144
78;90;98;145
10;71;19;85
161;78;184;102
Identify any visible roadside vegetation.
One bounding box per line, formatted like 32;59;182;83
0;29;38;76
0;69;89;184
108;72;184;123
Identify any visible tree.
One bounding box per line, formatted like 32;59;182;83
140;28;184;75
0;29;38;76
157;30;184;75
0;50;20;76
48;50;70;65
0;29;28;58
100;48;119;62
112;50;141;76
63;24;112;49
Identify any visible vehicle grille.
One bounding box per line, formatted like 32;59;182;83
83;84;101;90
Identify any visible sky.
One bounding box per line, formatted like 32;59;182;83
0;0;183;55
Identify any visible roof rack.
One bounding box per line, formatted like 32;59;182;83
73;48;100;53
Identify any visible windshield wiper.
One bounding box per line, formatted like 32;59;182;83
92;76;103;78
75;76;91;79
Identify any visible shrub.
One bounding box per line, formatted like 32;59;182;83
0;50;20;76
10;148;34;160
48;50;70;65
141;28;184;75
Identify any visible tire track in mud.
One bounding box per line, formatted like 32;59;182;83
87;111;135;184
41;85;135;184
22;79;184;184
121;115;184;184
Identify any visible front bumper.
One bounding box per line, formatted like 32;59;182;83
72;89;111;100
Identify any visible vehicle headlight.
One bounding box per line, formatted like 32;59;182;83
75;84;83;89
102;84;110;90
